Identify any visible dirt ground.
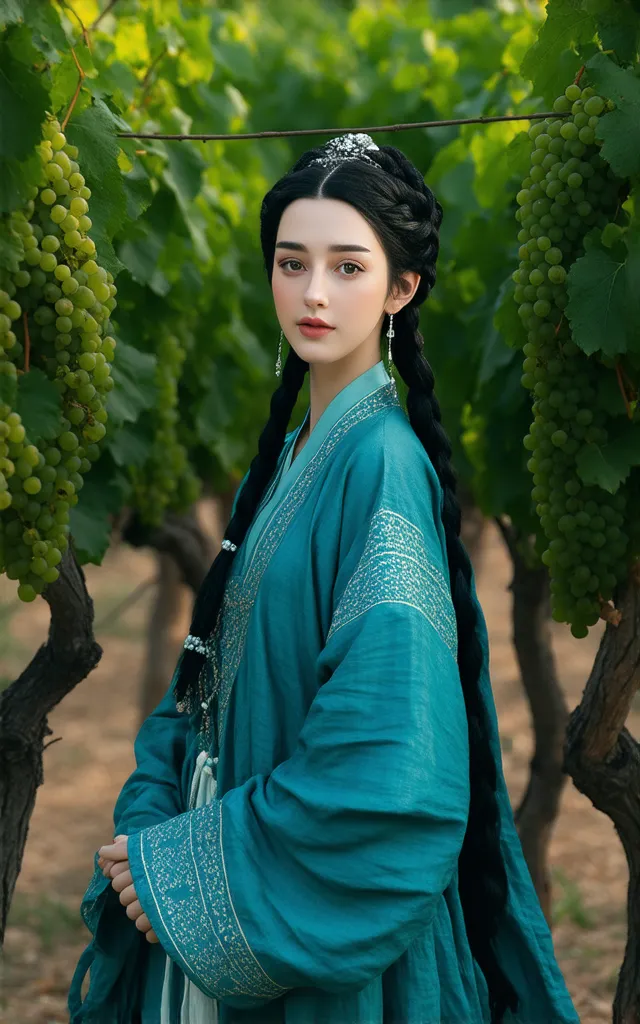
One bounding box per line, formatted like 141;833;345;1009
1;516;638;1024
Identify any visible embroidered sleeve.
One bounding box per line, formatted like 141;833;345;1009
327;507;458;658
128;800;288;1005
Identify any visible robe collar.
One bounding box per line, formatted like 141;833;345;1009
282;359;392;481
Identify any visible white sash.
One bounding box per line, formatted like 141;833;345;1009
160;749;219;1023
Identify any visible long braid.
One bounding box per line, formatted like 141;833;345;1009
174;348;308;707
373;149;519;1022
393;308;519;1022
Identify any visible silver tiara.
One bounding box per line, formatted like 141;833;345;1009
308;132;380;168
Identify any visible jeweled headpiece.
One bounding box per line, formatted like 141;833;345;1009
308;132;380;168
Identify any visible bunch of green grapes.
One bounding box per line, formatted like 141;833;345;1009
513;81;631;638
0;115;117;602
130;333;200;527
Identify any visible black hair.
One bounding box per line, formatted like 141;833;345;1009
174;139;519;1022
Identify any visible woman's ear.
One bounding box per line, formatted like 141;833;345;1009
389;271;420;315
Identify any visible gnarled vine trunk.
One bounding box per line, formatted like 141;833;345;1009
0;544;102;946
563;574;640;1024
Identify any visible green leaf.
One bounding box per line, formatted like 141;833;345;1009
119;224;169;293
575;423;640;493
15;368;63;442
0;36;50;161
107;339;157;426
122;164;153;224
107;419;154;469
593;0;640;65
596;371;628;417
0;150;42;215
65;99;127;277
0;0;67;55
493;276;527;352
162;141;205;205
69;464;123;566
0;0;28;25
520;0;596;104
585;53;640;178
195;364;235;445
566;238;640;357
0;370;17;407
0;216;24;271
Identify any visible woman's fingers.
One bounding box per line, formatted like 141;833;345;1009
126;899;143;922
111;867;133;892
118;882;138;907
145;928;160;944
109;859;130;880
98;837;128;863
135;913;153;933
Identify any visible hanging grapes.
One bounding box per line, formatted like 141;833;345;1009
0;115;116;602
513;78;637;639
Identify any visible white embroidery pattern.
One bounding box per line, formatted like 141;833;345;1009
136;801;287;999
205;381;401;737
326;508;458;657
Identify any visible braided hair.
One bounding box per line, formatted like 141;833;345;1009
174;140;520;1022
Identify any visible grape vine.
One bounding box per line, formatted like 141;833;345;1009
513;80;636;638
129;332;201;527
0;115;115;602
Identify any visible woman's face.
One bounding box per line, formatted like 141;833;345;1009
272;197;418;368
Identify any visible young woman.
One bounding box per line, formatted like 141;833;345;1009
69;133;579;1024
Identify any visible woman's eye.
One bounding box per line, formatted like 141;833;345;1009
280;259;362;275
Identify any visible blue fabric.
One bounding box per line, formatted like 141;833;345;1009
70;360;579;1024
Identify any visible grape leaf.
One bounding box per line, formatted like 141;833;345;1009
520;0;596;104
585;52;640;178
0;150;42;216
0;0;68;58
0;37;50;161
107;339;157;426
0;370;17;407
69;463;124;566
0;217;24;271
566;241;639;357
576;423;640;493
65;100;127;277
162;140;205;205
15;368;63;442
593;0;640;64
107;418;154;469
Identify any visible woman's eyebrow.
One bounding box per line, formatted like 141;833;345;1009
275;242;371;253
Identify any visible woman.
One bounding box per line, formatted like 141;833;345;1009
69;133;579;1024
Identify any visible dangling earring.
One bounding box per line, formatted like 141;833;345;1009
386;313;394;372
275;330;283;377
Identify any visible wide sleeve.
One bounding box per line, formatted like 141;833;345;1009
68;670;195;1022
126;501;471;1010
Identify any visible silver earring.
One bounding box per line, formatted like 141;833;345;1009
275;330;283;377
386;313;394;371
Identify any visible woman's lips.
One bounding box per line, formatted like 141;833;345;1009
298;324;335;338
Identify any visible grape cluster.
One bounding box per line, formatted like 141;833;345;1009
130;333;200;527
0;115;116;602
513;82;630;638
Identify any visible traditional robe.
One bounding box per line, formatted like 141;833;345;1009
69;360;579;1024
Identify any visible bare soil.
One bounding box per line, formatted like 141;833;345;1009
1;519;637;1023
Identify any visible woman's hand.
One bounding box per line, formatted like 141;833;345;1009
98;836;160;944
98;833;128;878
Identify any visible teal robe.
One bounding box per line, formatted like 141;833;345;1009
69;360;579;1024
